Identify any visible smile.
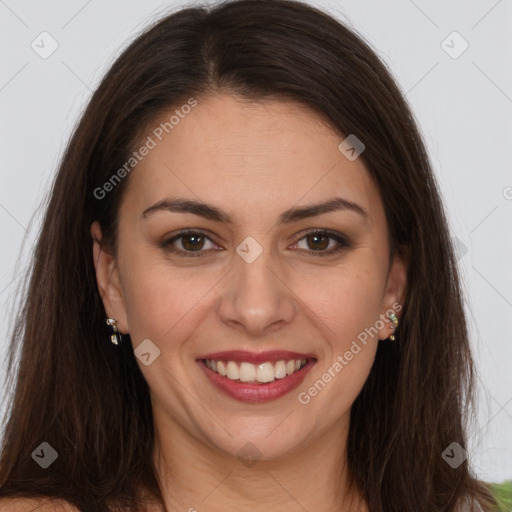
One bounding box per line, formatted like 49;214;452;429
204;359;308;383
197;350;317;403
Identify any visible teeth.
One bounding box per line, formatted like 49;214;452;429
204;358;308;383
257;362;275;383
274;360;287;379
217;361;227;376
239;362;256;382
226;361;239;380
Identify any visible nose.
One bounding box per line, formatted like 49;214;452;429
216;245;297;337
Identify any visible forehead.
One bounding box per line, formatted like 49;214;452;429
120;94;383;226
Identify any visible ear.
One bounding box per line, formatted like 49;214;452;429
377;247;408;340
91;221;129;334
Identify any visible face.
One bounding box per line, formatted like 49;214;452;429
92;93;406;462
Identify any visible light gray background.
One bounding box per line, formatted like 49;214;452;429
0;0;511;483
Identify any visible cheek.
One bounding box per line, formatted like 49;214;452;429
293;256;386;345
293;261;384;417
118;238;387;357
118;253;221;347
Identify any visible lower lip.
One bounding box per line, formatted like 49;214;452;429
197;359;316;403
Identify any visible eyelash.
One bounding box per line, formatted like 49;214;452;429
161;229;350;258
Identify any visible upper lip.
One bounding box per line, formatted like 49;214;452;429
197;350;317;365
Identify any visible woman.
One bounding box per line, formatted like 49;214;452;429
0;0;507;510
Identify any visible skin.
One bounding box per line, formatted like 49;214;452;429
92;93;407;512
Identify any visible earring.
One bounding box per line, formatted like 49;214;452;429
106;318;122;346
388;312;398;341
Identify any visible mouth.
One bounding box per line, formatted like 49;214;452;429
196;350;317;403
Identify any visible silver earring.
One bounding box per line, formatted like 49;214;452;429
388;312;398;341
106;318;122;345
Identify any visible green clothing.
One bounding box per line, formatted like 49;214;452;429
490;480;512;511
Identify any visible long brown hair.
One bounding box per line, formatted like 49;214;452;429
0;1;498;510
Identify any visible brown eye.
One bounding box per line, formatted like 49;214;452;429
162;230;219;257
305;233;330;251
181;233;206;251
293;230;350;256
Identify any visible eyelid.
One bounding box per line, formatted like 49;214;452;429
160;229;221;257
290;228;350;256
295;228;349;244
161;228;350;257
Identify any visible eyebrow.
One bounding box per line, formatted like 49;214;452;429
141;196;369;224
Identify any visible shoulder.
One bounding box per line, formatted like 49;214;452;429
0;497;79;512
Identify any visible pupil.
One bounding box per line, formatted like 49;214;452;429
308;234;328;250
183;234;204;250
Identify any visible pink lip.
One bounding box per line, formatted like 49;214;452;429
197;350;316;365
196;357;317;403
